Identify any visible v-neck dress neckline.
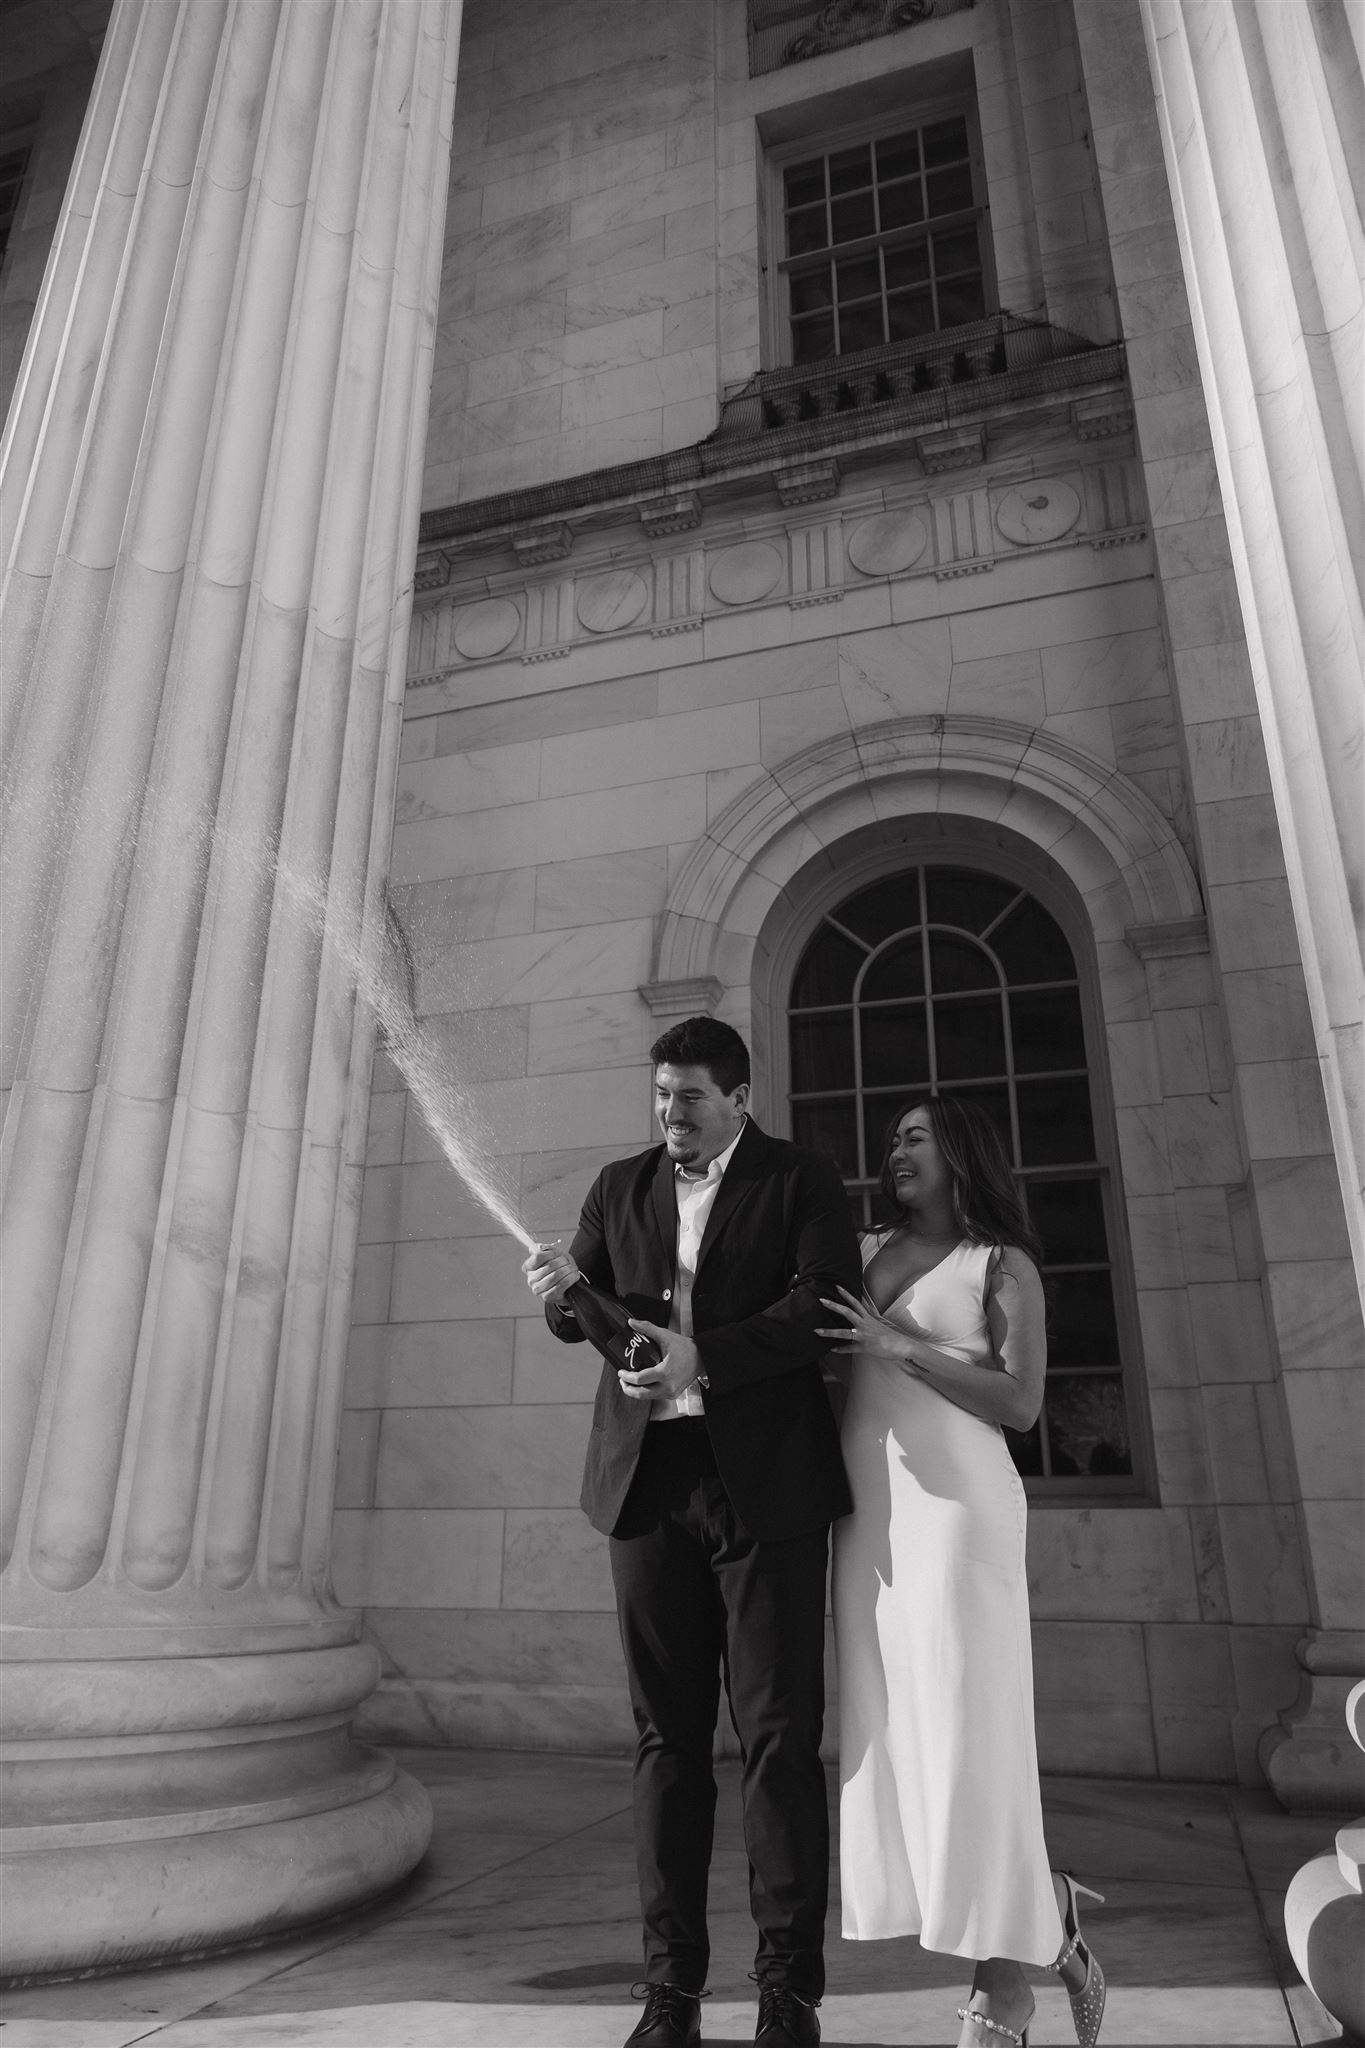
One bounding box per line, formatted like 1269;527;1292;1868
862;1231;966;1318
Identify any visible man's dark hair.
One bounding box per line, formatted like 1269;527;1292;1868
649;1015;750;1096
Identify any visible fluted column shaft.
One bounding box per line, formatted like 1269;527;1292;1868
1139;0;1365;1285
0;0;461;1978
1129;0;1364;1817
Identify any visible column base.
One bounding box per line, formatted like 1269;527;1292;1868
1;1761;432;1983
0;1639;433;1981
1260;1632;1365;1814
1282;1679;1365;2045
1285;1848;1365;2046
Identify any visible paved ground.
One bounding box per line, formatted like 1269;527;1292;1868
1;1748;1346;2047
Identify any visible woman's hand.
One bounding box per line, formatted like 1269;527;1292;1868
818;1285;924;1369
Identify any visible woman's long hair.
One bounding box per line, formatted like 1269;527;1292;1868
876;1093;1044;1265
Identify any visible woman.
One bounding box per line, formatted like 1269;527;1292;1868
819;1095;1105;2048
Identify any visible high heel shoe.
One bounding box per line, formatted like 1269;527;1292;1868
956;2005;1030;2046
1049;1871;1106;2048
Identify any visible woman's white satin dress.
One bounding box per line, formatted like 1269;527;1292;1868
834;1235;1062;1965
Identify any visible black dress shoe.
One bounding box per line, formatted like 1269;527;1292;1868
755;1983;821;2046
625;1982;703;2047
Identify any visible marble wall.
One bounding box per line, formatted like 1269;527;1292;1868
425;0;722;507
331;0;1365;1799
423;0;1118;508
344;455;1357;1798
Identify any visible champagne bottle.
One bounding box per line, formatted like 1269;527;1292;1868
562;1276;663;1374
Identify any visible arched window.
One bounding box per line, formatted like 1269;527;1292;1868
788;861;1138;1489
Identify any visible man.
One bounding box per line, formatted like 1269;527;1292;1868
523;1016;861;2048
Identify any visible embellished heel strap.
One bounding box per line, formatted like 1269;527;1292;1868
1047;1927;1084;1972
957;2007;1026;2045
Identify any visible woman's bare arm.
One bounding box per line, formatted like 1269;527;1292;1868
817;1245;1046;1431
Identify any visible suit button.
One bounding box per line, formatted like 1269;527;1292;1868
662;1289;672;1301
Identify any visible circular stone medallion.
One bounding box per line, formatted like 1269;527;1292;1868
995;479;1081;546
451;598;521;660
576;569;649;635
846;509;929;577
707;540;784;607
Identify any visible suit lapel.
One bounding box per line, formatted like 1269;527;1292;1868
650;1147;677;1271
694;1118;767;1279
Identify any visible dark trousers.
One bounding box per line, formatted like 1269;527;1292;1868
609;1418;831;1998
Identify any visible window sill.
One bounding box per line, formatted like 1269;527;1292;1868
718;312;1115;450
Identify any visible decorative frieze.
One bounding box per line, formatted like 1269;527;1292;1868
996;480;1081;546
653;550;706;629
709;540;784;606
406;454;1151;683
749;0;975;76
1092;526;1150;550
414;548;450;592
774;458;841;506
577;570;649;635
919;424;985;473
452;598;520;659
639;492;702;537
846;509;928;575
511;522;572;565
1073;393;1134;440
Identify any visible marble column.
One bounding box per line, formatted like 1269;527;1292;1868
0;0;461;1978
1136;0;1364;1286
1146;0;1358;1810
1102;0;1365;1810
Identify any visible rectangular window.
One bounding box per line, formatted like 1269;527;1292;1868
772;108;991;366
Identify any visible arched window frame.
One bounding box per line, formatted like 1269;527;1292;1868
759;821;1155;1504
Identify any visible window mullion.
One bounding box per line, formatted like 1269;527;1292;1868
778;211;983;279
980;889;1027;942
852;955;868;1181
825;914;873;953
919;868;937;1090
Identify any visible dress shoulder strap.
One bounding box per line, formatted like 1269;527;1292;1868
953;1237;998;1300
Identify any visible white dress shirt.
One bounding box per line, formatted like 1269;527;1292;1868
651;1119;747;1421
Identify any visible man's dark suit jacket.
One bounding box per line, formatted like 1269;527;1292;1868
547;1118;862;1542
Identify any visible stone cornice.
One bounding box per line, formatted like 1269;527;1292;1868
416;327;1129;586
